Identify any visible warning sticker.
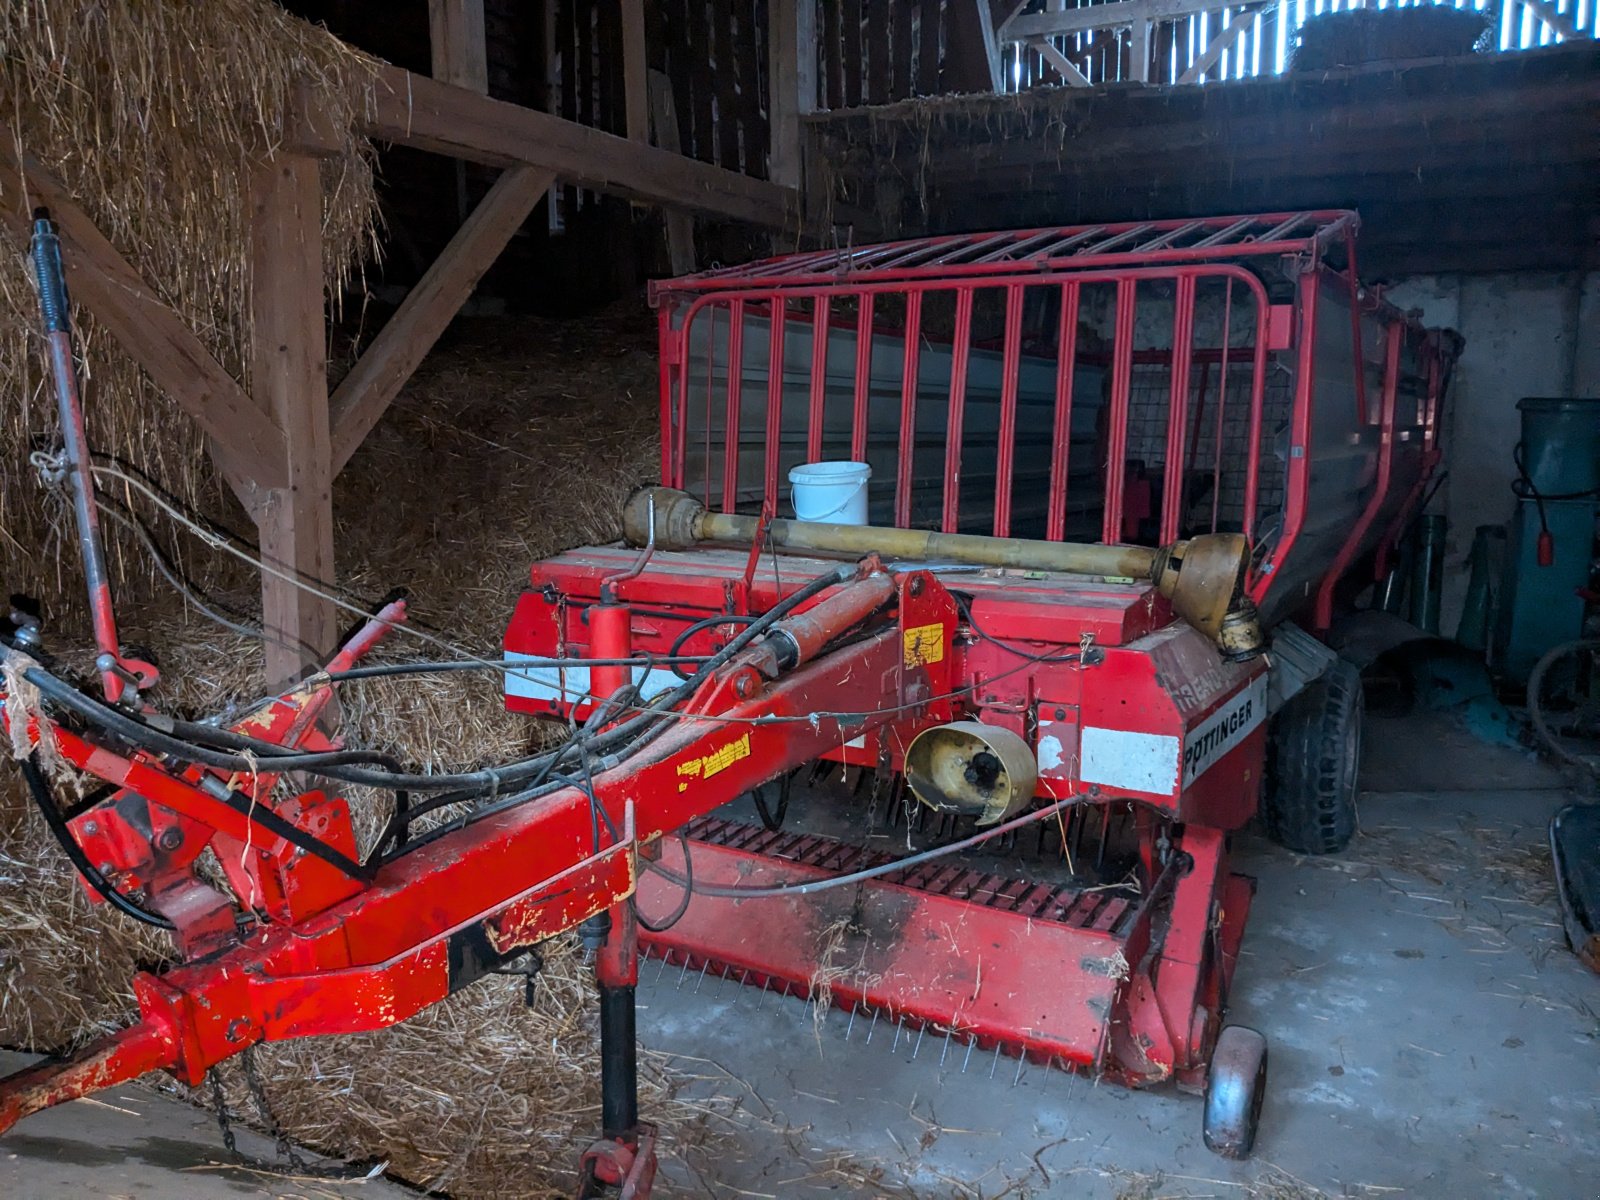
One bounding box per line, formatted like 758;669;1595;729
677;733;752;791
903;622;945;668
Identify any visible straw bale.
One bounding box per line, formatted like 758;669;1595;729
1290;7;1491;73
0;0;380;618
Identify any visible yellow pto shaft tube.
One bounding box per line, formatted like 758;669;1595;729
623;488;1263;659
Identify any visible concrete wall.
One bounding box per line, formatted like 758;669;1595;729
1379;271;1599;631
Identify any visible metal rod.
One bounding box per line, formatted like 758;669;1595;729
942;288;975;533
1046;281;1081;542
994;283;1025;537
764;297;787;516
851;294;873;462
29;212;123;703
895;292;923;528
722;299;745;513
1162;275;1197;542
1103;279;1137;544
598;984;637;1138
808;296;830;463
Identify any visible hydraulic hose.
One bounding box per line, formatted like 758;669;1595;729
19;754;175;930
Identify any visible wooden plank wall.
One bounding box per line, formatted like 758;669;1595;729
659;0;772;178
820;0;950;108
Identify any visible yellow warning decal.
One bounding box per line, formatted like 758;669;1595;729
677;733;752;791
903;622;945;668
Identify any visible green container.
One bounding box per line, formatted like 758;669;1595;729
1409;513;1446;635
1517;397;1600;495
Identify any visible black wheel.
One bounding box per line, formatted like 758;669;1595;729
1263;657;1362;854
1203;1025;1267;1159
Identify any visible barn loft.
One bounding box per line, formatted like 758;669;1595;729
0;3;1596;1198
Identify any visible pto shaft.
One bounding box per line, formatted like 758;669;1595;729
623;488;1263;659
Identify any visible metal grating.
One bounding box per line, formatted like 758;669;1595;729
682;815;1140;934
653;211;1356;296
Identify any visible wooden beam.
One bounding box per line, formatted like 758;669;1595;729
1524;0;1583;40
429;0;489;93
768;0;818;188
329;165;553;474
363;66;799;229
1176;5;1264;84
943;0;1006;92
0;130;287;490
621;0;649;142
973;0;1006;91
1029;38;1091;87
1129;13;1151;84
649;69;698;276
247;153;336;688
1005;0;1239;40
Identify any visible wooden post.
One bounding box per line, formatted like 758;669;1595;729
648;69;698;276
621;0;650;142
428;0;489;92
431;0;488;222
1129;14;1151;84
329;165;555;472
247;153;336;689
768;0;817;188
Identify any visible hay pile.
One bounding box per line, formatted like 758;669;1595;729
1290;5;1491;72
0;5;728;1194
0;0;380;598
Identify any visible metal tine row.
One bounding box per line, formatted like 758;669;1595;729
644;946;1071;1088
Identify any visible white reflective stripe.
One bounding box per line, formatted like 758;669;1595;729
1182;675;1267;786
1080;727;1181;795
502;653;681;705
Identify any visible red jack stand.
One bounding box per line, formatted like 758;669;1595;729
575;900;658;1199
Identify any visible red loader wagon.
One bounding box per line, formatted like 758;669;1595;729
0;209;1459;1192
503;210;1461;1157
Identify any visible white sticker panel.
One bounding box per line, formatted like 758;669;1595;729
1080;727;1181;796
1181;676;1267;786
503;653;680;706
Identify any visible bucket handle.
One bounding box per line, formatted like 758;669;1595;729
795;475;869;522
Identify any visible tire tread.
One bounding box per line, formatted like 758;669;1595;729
1263;657;1362;855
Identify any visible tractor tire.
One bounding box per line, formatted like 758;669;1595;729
1263;657;1363;855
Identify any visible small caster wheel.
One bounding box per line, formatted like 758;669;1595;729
1203;1024;1267;1159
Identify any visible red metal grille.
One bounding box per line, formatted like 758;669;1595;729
652;211;1355;294
651;211;1458;628
681;815;1139;935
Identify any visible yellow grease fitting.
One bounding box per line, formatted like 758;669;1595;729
676;732;753;792
903;622;945;669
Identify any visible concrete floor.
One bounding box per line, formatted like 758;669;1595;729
1;711;1594;1198
647;712;1599;1198
0;1051;414;1199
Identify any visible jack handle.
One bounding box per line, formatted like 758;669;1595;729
29;209;142;703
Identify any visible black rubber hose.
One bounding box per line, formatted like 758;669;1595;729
26;565;855;799
636;834;694;933
667;615;758;680
18;754;175;930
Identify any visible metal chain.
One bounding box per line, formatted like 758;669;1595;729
241;1044;313;1173
206;1046;370;1180
207;1069;237;1158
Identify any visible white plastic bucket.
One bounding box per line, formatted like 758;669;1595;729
789;460;871;525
